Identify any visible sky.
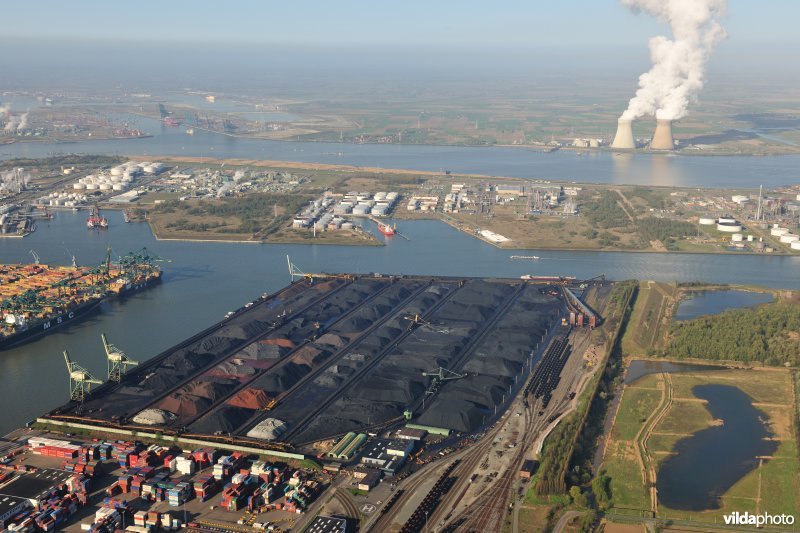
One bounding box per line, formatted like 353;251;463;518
2;0;798;89
3;0;799;48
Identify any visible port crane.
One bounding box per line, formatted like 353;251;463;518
102;333;139;382
286;255;354;283
63;350;103;402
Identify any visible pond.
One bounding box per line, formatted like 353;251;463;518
624;360;726;384
655;384;777;511
674;290;774;321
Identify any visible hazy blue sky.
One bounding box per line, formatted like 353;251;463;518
4;0;799;47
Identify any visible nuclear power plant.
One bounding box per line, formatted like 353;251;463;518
610;118;636;150
649;119;675;150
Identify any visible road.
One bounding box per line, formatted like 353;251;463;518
552;510;582;533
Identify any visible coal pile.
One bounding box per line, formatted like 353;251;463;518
48;275;575;448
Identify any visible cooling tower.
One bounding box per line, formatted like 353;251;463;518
611;118;635;149
650;119;675;150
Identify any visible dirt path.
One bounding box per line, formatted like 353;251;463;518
614;188;637;223
631;372;674;514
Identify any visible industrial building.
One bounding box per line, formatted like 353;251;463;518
43;274;579;455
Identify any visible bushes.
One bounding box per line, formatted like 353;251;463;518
581;191;629;229
155;193;313;236
668;300;800;365
637;217;696;249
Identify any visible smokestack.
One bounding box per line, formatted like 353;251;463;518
611;118;635;149
650;119;675;150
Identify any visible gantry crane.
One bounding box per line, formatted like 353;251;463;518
102;333;139;382
63;350;103;402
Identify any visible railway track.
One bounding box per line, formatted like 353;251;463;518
439;331;575;531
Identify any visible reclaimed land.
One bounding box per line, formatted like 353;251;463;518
140;157;800;254
601;368;800;526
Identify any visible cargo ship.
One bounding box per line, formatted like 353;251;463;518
376;221;396;236
520;275;576;282
0;248;162;349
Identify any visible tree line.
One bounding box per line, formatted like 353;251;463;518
668;300;800;366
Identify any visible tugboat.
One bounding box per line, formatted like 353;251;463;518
87;207;108;229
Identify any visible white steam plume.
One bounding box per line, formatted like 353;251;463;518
620;0;727;121
4;116;18;132
17;112;29;131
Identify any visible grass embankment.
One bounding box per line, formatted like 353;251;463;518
602;369;800;523
529;281;637;499
620;281;678;357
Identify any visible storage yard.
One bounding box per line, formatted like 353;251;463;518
41;275;580;453
2;273;612;532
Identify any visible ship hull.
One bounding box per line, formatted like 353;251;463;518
0;274;161;350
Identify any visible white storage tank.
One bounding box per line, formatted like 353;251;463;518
112;184;125;191
73;183;86;190
779;234;799;243
99;183;112;191
86;183;99;190
771;227;789;237
110;167;124;176
718;216;737;224
717;222;742;233
731;233;744;242
698;217;716;225
747;235;754;242
791;241;800;250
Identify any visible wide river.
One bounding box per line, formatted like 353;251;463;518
2;113;800;188
0;211;798;435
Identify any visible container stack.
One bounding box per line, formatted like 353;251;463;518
194;473;218;501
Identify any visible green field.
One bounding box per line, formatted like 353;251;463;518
602;369;800;526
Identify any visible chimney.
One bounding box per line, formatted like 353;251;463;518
650;119;675;150
611;119;635;149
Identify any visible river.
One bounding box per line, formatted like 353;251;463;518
2;113;800;188
0;211;799;435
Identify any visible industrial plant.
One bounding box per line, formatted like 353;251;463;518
40;270;599;458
